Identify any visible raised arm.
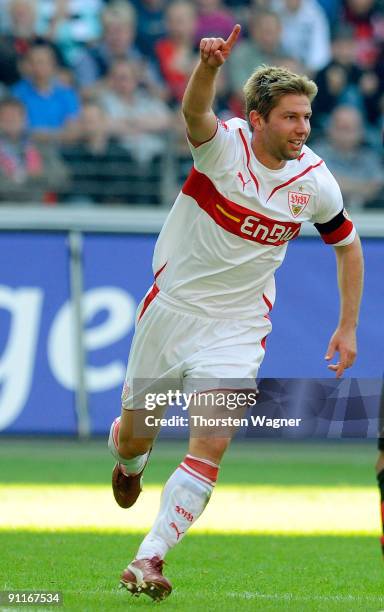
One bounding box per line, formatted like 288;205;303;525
181;24;241;145
325;234;364;377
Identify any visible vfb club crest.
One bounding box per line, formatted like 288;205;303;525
288;190;311;217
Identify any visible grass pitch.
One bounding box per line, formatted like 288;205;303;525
0;439;382;611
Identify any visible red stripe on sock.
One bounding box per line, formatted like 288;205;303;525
113;418;120;449
179;464;215;487
183;456;218;482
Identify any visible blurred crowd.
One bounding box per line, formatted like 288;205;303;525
0;0;383;209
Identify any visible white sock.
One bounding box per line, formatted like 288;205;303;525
108;417;149;476
136;454;219;560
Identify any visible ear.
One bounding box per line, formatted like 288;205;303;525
249;110;263;132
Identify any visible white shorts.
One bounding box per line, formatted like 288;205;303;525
121;291;272;410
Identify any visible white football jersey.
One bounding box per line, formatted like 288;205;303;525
150;117;355;319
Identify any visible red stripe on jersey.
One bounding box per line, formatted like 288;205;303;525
263;293;273;311
138;282;159;321
266;160;324;203
183;455;219;482
154;262;167;279
320;219;354;244
239;129;260;193
182;167;301;246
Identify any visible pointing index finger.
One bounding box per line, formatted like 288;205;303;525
225;24;241;50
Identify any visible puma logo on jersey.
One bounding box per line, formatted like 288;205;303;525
170;522;185;540
237;171;251;191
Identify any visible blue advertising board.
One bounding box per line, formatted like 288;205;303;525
0;232;382;434
0;232;77;434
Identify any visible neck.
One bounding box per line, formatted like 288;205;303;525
251;137;286;170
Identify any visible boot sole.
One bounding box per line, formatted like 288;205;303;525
120;578;171;602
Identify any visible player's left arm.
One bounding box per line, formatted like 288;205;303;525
325;234;364;377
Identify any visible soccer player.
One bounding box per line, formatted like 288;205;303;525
108;24;364;601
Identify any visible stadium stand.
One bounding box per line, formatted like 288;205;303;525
0;0;382;208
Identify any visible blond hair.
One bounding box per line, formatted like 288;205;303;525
243;65;318;126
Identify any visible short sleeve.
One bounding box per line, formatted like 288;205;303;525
311;163;356;246
187;117;240;177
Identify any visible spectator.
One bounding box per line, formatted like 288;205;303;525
97;59;171;164
370;43;384;126
0;0;67;86
271;0;332;73
227;10;284;96
35;0;103;65
312;24;382;131
131;0;168;58
12;43;81;143
155;0;198;104
61;101;140;205
0;97;69;203
314;105;384;209
194;0;237;45
74;1;162;98
341;0;384;68
316;0;343;31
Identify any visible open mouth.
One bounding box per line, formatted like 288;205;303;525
289;140;303;149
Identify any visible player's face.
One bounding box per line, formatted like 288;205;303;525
253;94;312;168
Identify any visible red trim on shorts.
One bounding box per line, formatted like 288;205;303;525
239;129;260;194
261;294;272;350
182;167;301;246
183;455;218;482
261;336;267;350
138;282;159;321
320;220;354;244
266;160;324;203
